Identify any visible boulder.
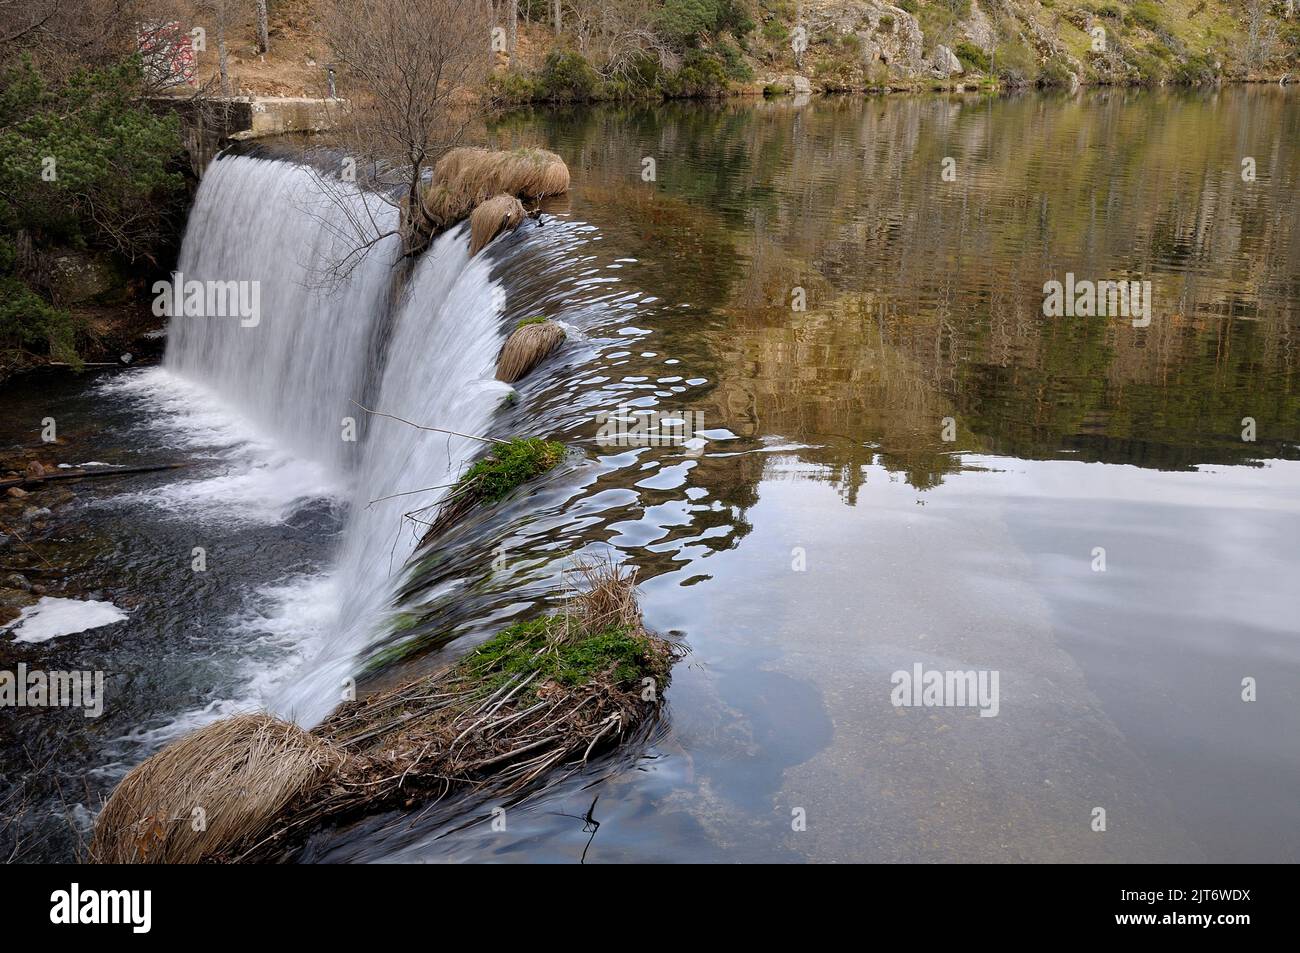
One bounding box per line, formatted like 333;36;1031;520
932;45;964;77
47;249;118;305
774;73;814;94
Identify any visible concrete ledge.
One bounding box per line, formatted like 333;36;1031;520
227;96;349;139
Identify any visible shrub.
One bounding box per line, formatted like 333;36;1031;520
1037;59;1076;88
488;70;540;104
0;55;182;366
665;49;730;96
716;40;754;80
994;40;1038;87
955;40;992;73
1172;52;1219;85
762;18;789;44
659;0;721;45
537;50;599;102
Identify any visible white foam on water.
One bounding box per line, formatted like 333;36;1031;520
100;367;343;525
5;597;127;643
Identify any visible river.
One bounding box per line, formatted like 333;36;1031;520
2;85;1297;863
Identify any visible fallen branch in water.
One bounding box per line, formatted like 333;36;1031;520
0;463;187;490
350;401;508;445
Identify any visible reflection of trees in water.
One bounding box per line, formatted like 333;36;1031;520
493;89;1298;500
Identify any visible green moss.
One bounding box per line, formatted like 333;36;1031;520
515;315;548;330
459;437;565;503
462;616;655;695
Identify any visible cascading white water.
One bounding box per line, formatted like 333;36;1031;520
272;225;510;726
164;154;508;728
167;155;400;470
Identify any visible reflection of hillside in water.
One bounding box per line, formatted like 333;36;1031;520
508;88;1300;494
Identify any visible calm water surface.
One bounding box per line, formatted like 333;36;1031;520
436;86;1299;863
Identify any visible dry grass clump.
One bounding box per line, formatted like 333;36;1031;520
495;319;565;383
563;558;643;633
88;715;346;864
420;147;569;232
90;560;677;864
469;194;526;256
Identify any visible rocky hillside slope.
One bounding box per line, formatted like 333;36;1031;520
185;1;1299;99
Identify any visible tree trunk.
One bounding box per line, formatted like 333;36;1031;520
508;0;517;68
553;0;561;34
256;0;270;54
218;29;229;95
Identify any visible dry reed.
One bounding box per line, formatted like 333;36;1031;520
420;147;569;232
90;559;676;863
88;715;346;864
469;194;526;256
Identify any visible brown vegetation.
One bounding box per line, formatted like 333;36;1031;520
89;560;675;863
89;714;344;864
495;319;565;382
419;146;570;234
468;193;526;255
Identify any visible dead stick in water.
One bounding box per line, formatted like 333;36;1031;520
349;401;507;445
0;463;187;490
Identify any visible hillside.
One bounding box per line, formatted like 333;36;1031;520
186;1;1299;100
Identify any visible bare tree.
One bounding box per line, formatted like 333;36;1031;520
1243;0;1278;70
192;0;234;94
508;0;518;68
311;0;491;274
0;0;178;76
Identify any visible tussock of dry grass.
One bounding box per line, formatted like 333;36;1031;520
469;193;526;256
90;560;677;864
420;147;569;232
495;319;565;383
88;715;345;864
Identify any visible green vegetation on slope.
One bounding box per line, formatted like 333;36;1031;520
0;56;185;371
492;0;1300;104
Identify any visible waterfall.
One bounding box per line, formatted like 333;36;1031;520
164;153;508;728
